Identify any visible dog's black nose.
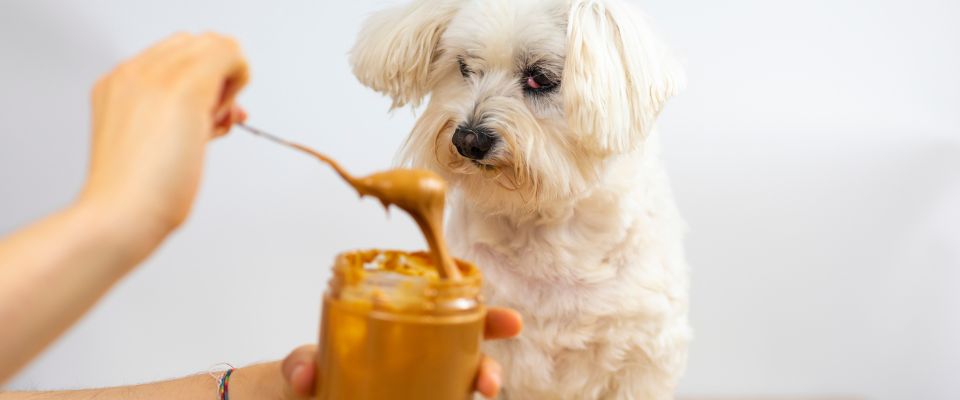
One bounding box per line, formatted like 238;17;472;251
452;125;497;160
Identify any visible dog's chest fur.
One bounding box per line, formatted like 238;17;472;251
450;148;690;400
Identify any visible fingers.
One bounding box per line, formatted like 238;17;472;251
475;355;503;399
213;105;247;138
277;307;520;400
136;32;193;64
114;32;250;126
176;33;250;111
234;106;249;123
208;36;250;110
484;307;523;340
190;34;249;131
476;307;520;398
139;32;248;86
281;345;318;397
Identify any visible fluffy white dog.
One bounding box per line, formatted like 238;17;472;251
351;0;690;398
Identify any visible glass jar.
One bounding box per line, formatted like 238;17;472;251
316;250;485;400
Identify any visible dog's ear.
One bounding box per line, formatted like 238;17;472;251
350;0;462;110
564;0;684;155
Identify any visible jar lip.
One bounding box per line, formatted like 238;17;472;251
332;249;482;289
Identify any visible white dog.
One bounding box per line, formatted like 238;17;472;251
351;0;690;398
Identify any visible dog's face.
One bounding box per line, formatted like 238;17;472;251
352;0;682;216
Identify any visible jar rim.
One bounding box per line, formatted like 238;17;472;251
328;249;483;314
332;249;482;289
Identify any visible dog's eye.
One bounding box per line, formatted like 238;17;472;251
522;70;558;94
457;57;472;78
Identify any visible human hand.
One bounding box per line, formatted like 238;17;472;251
79;32;249;243
279;307;523;399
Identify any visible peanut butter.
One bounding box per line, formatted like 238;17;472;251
317;250;484;400
239;124;483;399
288;143;461;281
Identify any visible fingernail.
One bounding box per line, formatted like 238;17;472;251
482;374;501;399
235;107;248;123
291;364;304;379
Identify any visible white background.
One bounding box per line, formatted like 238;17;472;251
1;1;958;399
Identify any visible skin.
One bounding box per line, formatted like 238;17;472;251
0;33;521;398
0;309;521;399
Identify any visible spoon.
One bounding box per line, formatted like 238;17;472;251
237;123;461;280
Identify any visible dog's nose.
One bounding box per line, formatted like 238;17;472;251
452;125;497;160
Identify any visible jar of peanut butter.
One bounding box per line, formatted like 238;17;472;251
316;250;485;400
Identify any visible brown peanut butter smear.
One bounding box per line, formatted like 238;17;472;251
239;124;461;280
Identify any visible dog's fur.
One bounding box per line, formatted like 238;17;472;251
351;0;690;398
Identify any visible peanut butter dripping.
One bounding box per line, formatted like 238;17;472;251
240;124;461;280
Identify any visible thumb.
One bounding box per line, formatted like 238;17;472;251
281;345;318;397
213;105;247;138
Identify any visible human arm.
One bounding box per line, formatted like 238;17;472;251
0;32;249;383
0;363;283;400
0;308;523;399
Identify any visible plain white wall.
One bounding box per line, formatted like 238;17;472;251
1;0;958;399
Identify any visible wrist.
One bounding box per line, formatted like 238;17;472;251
66;197;172;268
231;362;289;400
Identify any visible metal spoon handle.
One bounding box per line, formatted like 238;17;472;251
237;123;357;184
236;123;292;147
